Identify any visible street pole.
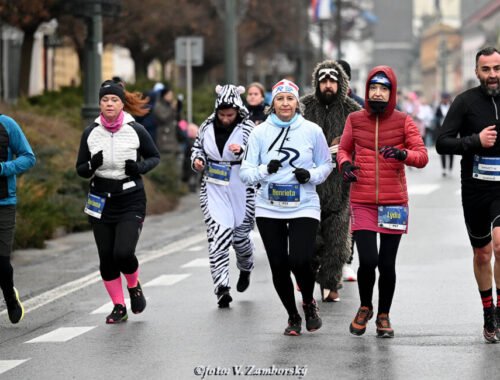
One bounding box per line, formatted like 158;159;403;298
186;41;193;124
81;1;103;125
336;0;342;60
319;21;324;62
440;34;447;94
224;0;237;84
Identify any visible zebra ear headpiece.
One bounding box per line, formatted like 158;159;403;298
214;84;248;114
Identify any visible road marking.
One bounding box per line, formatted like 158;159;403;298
143;274;191;287
0;232;206;318
182;258;209;268
0;360;29;375
408;184;440;195
187;246;204;252
25;326;97;343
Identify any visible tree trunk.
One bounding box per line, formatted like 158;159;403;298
19;30;35;97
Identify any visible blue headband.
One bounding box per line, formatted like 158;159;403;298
370;73;391;89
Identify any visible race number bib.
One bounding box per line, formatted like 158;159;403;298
472;155;500;181
205;162;231;186
84;193;106;219
268;183;300;207
378;205;408;230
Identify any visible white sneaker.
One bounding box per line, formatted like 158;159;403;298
342;264;357;282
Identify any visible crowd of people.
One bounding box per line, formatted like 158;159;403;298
2;47;499;345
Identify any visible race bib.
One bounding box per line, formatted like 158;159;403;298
472;155;500;181
84;193;106;219
205;162;231;186
378;205;408;230
268;183;300;207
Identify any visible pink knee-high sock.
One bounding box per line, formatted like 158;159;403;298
103;277;125;306
124;269;139;289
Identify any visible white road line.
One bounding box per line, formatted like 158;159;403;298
408;184;440;195
25;326;97;343
0;360;29;375
182;258;209;268
143;274;191;287
0;232;206;318
187;246;204;252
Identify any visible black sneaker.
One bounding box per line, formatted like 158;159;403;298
127;281;146;314
5;287;24;324
284;314;302;336
302;299;322;332
236;271;251;293
106;304;128;324
484;307;497;343
217;287;232;308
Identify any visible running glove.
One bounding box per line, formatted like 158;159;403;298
293;168;311;184
90;150;103;170
379;146;407;161
267;159;282;174
125;159;140;176
341;162;360;183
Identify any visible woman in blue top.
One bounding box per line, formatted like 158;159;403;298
240;79;333;336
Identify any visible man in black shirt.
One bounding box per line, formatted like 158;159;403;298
436;46;500;343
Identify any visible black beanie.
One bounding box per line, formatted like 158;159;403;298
99;80;125;103
337;60;351;80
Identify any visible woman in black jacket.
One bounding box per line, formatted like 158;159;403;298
76;80;160;324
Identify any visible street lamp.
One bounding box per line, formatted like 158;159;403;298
67;0;121;125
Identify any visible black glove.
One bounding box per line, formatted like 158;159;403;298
341;162;360;183
90;150;103;170
293;168;311;184
379;146;407;161
267;159;282;174
125;159;140;177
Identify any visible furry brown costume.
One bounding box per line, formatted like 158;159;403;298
301;60;361;293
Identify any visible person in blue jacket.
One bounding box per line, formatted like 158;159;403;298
240;79;333;336
0;114;36;324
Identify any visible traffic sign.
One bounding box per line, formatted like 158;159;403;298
175;37;204;67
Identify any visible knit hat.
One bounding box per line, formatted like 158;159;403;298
337;60;351;80
369;72;391;89
99;80;125;103
271;79;300;103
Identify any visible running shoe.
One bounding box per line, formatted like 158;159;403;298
127;281;146;314
321;287;340;302
6;287;24;324
217;286;232;308
106;304;128;324
303;299;322;332
236;271;251;293
342;264;357;282
284;314;302;336
376;313;394;338
483;306;497;343
349;306;373;336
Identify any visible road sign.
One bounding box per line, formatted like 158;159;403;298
175;37;204;67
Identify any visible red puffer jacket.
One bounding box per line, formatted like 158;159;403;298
337;65;428;205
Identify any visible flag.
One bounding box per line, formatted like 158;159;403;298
311;0;334;22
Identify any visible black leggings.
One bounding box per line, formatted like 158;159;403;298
0;256;13;300
256;217;318;317
92;220;142;281
353;230;402;314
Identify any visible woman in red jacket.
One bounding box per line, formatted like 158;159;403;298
337;66;428;338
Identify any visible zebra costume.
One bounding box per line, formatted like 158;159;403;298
191;84;256;299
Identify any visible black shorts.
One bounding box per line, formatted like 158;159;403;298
462;180;500;248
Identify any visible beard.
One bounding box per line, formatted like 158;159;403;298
480;77;500;97
316;88;338;105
